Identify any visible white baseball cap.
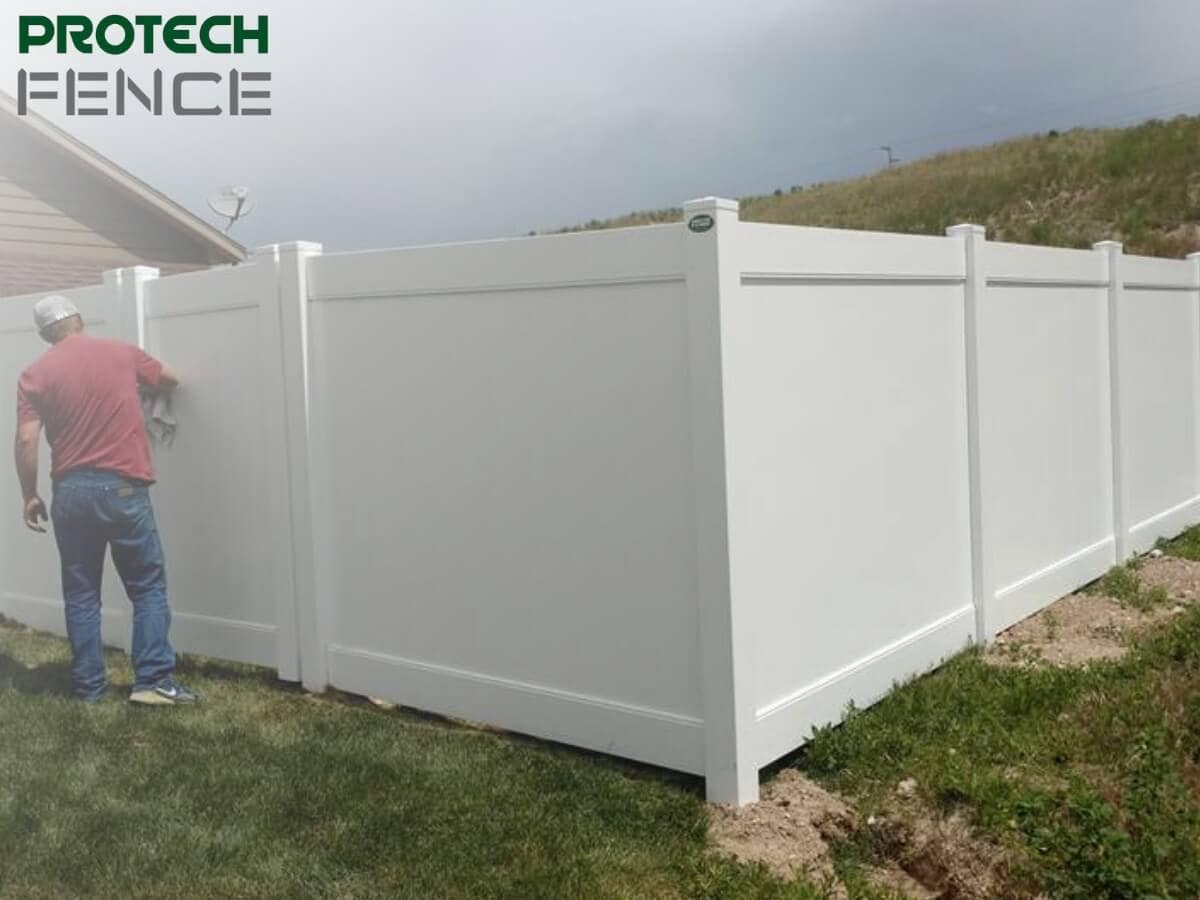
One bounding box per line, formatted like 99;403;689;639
33;295;81;332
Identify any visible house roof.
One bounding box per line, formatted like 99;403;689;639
0;90;245;263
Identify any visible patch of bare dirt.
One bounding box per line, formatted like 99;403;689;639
867;864;940;900
708;769;853;888
708;771;1013;898
987;555;1200;669
1138;555;1200;601
866;798;1013;900
987;592;1141;668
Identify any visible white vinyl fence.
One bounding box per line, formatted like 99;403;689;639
3;199;1199;806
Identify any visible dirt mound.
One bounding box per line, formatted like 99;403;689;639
708;769;854;886
709;771;1010;898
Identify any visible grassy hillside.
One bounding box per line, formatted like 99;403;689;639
571;116;1200;258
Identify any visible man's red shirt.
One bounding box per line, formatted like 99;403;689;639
16;334;163;483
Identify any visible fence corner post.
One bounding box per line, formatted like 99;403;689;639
946;223;991;644
682;197;757;806
253;241;327;691
102;265;158;348
1094;240;1128;565
1189;251;1200;511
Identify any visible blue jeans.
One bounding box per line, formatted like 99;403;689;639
51;469;175;700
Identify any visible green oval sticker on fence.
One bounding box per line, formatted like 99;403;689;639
688;214;715;233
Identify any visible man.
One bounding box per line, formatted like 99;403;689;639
13;295;196;706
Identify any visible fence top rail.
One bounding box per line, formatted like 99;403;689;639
739;219;961;244
982;240;1107;287
317;221;683;261
0;282;114;333
0;280;109;307
1123;253;1198;291
307;222;687;303
143;259;273;320
737;220;966;283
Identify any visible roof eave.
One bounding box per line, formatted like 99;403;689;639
0;90;246;263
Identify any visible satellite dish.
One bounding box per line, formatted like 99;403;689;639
207;186;255;233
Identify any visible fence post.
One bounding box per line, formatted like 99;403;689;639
1095;241;1128;564
253;242;326;689
946;224;991;643
102;265;157;348
682;196;757;806
1190;252;1200;507
101;265;157;655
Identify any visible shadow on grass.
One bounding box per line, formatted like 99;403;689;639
0;653;74;698
174;653;291;687
4;634;706;805
0;630;740;898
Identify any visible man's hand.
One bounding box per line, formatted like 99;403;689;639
23;496;46;533
158;363;180;393
14;417;43;527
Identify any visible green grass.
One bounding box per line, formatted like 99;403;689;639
564;115;1200;258
798;608;1200;899
1160;523;1200;561
1088;563;1170;612
8;545;1200;897
0;622;831;900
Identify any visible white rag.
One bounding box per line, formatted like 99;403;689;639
143;392;177;447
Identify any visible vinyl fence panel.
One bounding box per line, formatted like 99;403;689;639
974;241;1116;635
142;258;302;678
720;222;976;772
1118;253;1200;554
304;225;707;774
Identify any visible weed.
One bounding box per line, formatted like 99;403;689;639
1042;610;1059;641
1091;565;1139;601
1090;565;1166;612
1029;220;1055;245
1160;524;1200;561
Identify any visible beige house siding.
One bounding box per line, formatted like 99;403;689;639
0;96;243;297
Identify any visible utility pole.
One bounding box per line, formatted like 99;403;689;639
879;145;899;168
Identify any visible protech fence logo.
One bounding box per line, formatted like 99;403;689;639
16;15;271;117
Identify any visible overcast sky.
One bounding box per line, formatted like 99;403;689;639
6;1;1200;251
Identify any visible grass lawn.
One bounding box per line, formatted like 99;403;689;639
0;623;824;900
8;533;1200;897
